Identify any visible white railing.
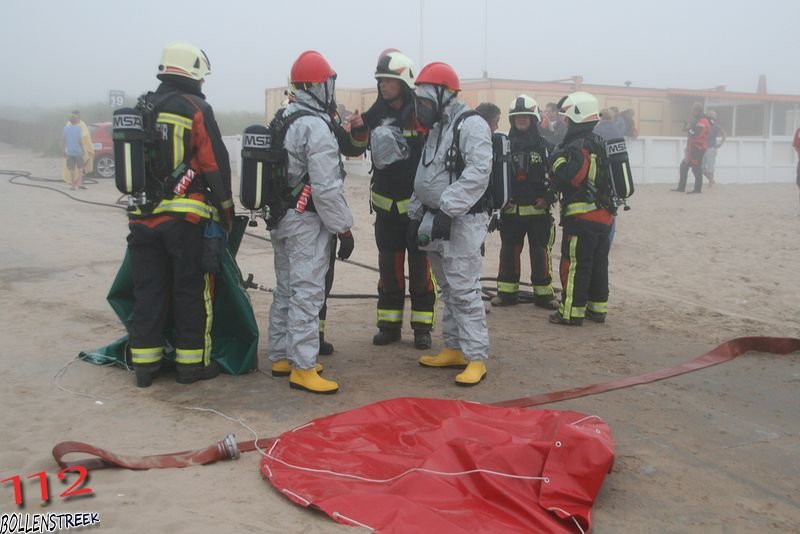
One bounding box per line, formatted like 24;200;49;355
626;136;796;184
222;135;242;177
223;134;798;184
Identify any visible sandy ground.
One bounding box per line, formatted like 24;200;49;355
0;141;798;533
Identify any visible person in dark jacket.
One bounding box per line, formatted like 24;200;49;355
350;50;435;350
549;91;614;326
492;94;558;309
128;42;234;387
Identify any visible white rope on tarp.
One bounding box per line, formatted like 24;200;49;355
570;414;604;426
332;511;374;531
548;507;587;534
264;438;550;485
186;406;592;533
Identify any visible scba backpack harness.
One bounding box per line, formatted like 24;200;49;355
556;133;635;217
240;110;334;229
445;110;511;214
112;91;203;212
602;136;634;211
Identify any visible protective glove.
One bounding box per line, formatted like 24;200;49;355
431;211;452;241
488;212;501;233
220;205;235;234
337;230;355;260
406;219;421;253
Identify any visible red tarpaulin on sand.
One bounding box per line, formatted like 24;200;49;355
261;397;614;533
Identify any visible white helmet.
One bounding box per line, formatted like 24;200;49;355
557;91;600;124
508;94;541;122
375;50;416;90
158;42;211;81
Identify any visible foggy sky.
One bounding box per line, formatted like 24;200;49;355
1;0;798;112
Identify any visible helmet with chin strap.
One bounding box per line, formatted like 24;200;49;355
289;50;337;112
414;61;460;121
375;50;416;90
290;50;335;84
508;94;541;122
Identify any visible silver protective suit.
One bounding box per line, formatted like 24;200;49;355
267;86;353;370
408;94;492;360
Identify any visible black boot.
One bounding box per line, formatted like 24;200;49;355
533;296;559;310
490;294;518;307
319;333;334;355
134;362;161;388
548;312;583;326
585;310;607;323
413;330;432;350
176;361;221;384
372;328;401;345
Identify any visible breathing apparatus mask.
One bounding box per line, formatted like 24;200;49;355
414;84;453;130
297;74;337;115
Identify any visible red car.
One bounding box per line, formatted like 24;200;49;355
89;122;115;178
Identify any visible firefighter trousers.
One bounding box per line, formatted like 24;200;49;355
128;218;212;366
558;218;611;321
375;214;435;332
497;213;556;299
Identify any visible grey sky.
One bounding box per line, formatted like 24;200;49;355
1;0;797;112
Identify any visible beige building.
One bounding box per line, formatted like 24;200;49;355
266;76;800;138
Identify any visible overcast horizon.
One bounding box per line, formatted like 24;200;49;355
1;0;798;112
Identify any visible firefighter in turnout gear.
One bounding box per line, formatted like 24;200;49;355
128;42;234;387
548;91;613;326
407;61;492;386
266;50;354;394
352;50;435;350
491;94;558;309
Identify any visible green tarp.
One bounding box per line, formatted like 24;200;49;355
80;216;259;375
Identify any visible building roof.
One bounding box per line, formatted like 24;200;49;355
457;77;800;103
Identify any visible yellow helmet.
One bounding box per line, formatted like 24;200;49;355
508;94;540;121
557;91;600;124
375;50;416;90
158;42;211;81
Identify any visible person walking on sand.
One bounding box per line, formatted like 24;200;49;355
62;114;85;190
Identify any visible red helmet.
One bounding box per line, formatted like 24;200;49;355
415;62;460;92
290;50;335;84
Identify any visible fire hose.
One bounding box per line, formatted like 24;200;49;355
52;336;799;471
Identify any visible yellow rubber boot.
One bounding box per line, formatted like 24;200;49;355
419;347;468;368
289;368;339;394
455;361;487;386
271;359;323;377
